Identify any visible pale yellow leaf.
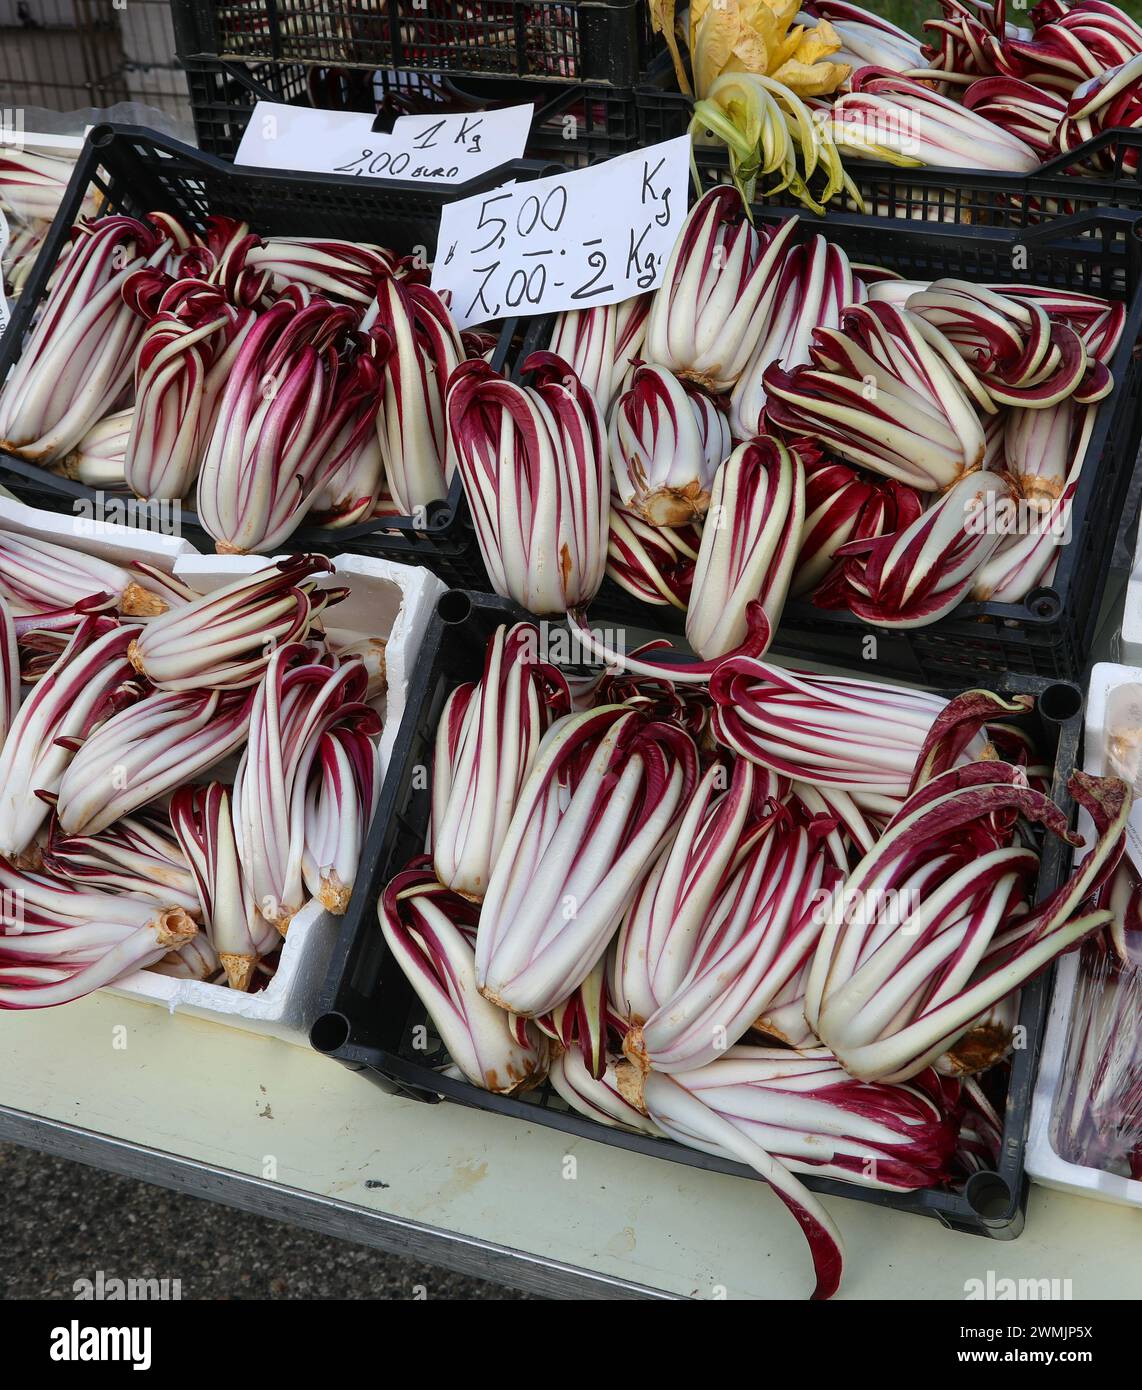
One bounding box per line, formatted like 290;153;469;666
772;56;851;96
649;0;691;96
692;0;742;97
769;22;807;71
731;27;776;76
791;16;844;64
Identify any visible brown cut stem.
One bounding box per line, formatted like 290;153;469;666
318;871;352;915
635;481;711;528
119;580;168;617
622;1023;651;1078
614;1058;650;1116
153;907;198;950
219;951;256;992
13;843;43;871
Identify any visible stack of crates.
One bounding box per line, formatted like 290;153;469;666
171;0;667;166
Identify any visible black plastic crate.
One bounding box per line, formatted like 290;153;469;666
637;78;1142;225
583;207;1142;683
0;123;552;584
183;55;369;161
173;0;661;86
182;56;640;165
311;589;1085;1242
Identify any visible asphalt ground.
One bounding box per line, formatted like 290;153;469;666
0;1141;530;1300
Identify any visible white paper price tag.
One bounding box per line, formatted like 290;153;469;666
0;208;10;340
431;137;690;330
235;101;534;184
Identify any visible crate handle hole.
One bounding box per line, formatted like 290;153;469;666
438;591;472;625
1039;681;1083;724
310;1011;352;1054
965;1170;1013;1220
1026;586;1061;621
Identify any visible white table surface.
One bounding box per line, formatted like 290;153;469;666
3;990;1140;1300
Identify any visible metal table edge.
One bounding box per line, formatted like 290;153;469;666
0;1103;682;1301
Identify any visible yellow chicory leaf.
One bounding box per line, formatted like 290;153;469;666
689;0;851;100
807;15;844;55
773;56;852;97
757;0;802;33
649;0;691;96
729;23;779;79
768;26;803;72
786;15;845;68
691;0;749;97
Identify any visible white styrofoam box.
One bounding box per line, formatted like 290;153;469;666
104;551;446;1044
1026;661;1142;1208
8;131;87;155
0;491;195;567
1119;512;1142;668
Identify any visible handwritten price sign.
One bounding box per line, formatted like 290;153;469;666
235;101;533;184
432;137;690;330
